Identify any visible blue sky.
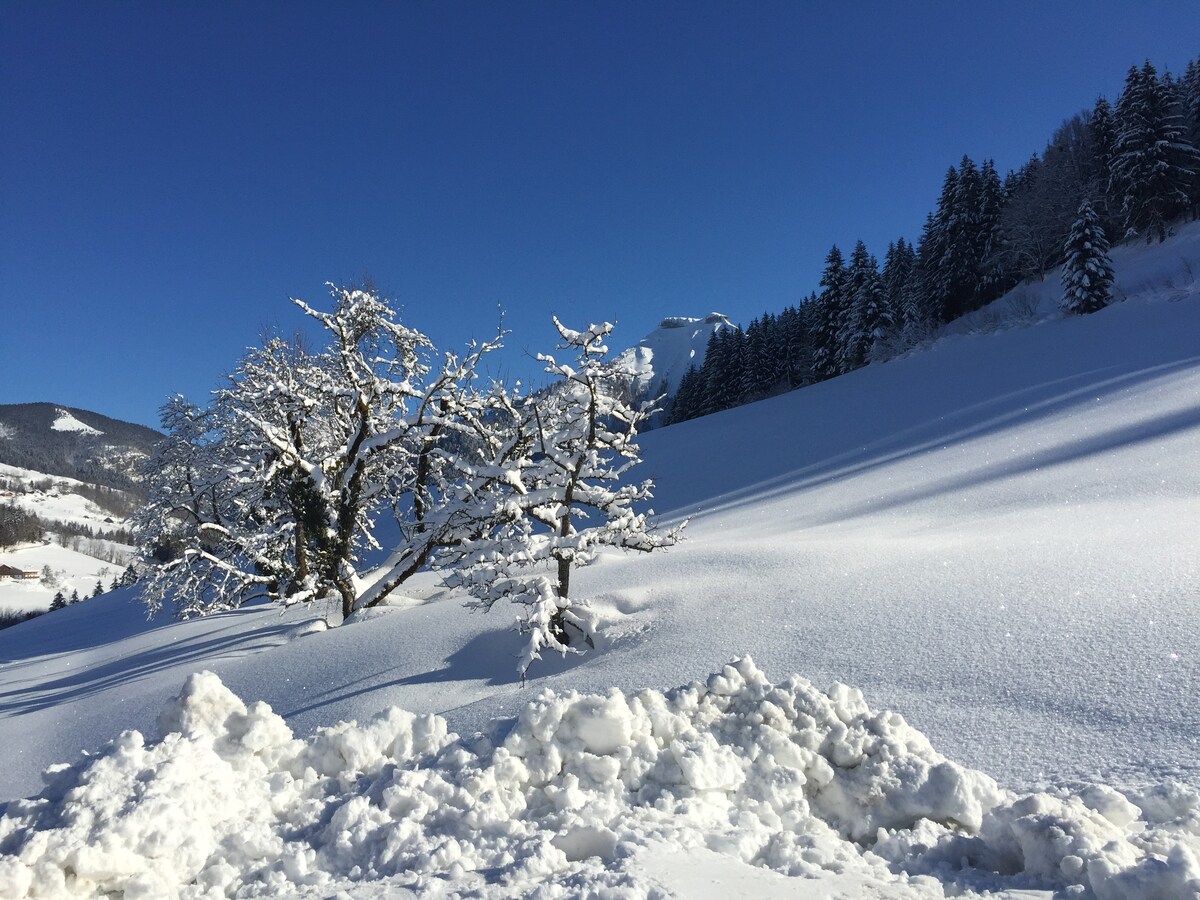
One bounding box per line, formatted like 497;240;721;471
2;1;1197;428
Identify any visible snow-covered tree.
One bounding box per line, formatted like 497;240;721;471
1061;199;1114;315
137;284;505;621
1111;61;1198;242
844;240;891;366
667;363;702;424
449;319;683;678
1089;96;1119;233
1183;58;1200;217
812;246;847;380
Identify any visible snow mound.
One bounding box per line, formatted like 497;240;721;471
49;409;102;436
1;659;1195;898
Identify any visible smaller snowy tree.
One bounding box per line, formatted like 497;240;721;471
50;591;67;611
450;318;684;678
1061;198;1115;315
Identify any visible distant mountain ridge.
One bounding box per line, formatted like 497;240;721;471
616;313;735;403
0;404;161;492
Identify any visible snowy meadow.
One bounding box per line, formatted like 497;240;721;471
0;227;1198;897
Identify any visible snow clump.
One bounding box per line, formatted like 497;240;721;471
0;659;1196;897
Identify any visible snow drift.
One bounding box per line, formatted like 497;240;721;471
2;659;1197;898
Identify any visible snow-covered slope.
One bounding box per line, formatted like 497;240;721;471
49;408;103;435
616;312;735;400
1;227;1199;897
0;463;132;612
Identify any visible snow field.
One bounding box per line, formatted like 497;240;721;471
49;410;103;436
0;224;1198;896
0;543;127;613
0;658;1197;898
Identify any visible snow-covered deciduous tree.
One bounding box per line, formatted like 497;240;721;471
1061;199;1115;316
448;318;684;678
136;284;505;621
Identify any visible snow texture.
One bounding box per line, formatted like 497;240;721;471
3;659;1196;898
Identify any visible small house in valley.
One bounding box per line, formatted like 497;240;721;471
0;564;39;580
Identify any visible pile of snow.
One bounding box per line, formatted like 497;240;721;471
616;312;734;401
1;658;1197;898
49;409;102;436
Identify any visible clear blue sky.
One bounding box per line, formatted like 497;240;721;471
2;2;1197;428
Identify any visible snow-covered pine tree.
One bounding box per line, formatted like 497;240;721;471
1089;96;1119;233
812;245;847;380
845;240;892;365
793;293;820;384
923;165;958;321
1183;58;1200;217
1111;61;1198;242
451;318;683;678
1061;198;1114;315
835;240;869;372
703;328;746;413
667;364;702;424
742;317;776;400
976;159;1009;301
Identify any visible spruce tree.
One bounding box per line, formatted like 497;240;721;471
1089;96;1118;233
923;167;957;320
667;364;701;424
812;246;847;379
1061;199;1114;315
844;240;890;366
794;294;820;385
1112;61;1197;241
1183;58;1200;217
882;238;914;329
50;591;67;611
743;317;777;399
977;159;1008;300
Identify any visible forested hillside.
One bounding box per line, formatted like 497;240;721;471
0;403;161;491
670;56;1200;423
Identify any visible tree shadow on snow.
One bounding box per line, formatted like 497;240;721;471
656;356;1200;528
0;611;298;717
282;626;597;721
